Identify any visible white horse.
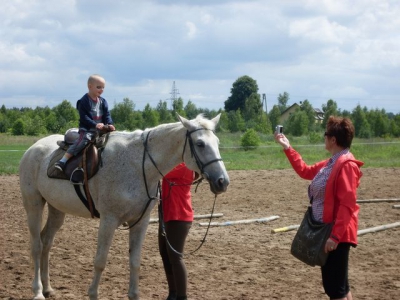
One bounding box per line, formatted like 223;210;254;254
19;114;229;300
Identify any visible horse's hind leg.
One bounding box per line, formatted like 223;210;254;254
40;204;66;297
22;192;46;300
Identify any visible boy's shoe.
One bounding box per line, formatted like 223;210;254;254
54;161;66;172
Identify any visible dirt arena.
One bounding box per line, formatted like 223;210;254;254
1;168;399;300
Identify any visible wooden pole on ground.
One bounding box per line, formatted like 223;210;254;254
393;205;400;209
271;224;300;234
272;222;400;235
357;198;400;203
198;216;279;227
357;222;400;236
149;213;224;224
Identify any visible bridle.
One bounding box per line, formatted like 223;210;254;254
182;128;223;176
121;126;223;252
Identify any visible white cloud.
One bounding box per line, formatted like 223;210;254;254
0;0;399;114
186;21;197;39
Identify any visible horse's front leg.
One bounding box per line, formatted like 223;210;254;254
128;217;151;300
88;217;118;300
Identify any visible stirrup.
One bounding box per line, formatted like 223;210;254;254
70;167;84;185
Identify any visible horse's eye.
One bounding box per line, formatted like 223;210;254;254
196;140;205;148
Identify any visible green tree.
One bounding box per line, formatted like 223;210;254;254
268;105;281;132
254;112;272;134
12;118;25;135
277;92;289;113
240;128;261;150
172;97;186;117
322;99;338;129
111;98;137;130
286;109;309;136
227;109;245;132
389;115;400;137
25;115;47;136
243;93;263;123
156;100;174;124
45;111;59;133
52;100;79;133
300;100;316;131
224;75;258;112
184;100;198;119
217;111;230;132
142;104;159;128
352;105;371;138
0;111;10;133
367;109;390;137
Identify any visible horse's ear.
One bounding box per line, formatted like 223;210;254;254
211;113;221;126
177;113;197;131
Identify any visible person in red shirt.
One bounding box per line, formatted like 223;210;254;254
275;116;363;300
158;163;195;300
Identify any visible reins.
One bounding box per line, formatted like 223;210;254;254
159;192;218;257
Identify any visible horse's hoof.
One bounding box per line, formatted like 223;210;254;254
43;289;56;298
33;295;46;300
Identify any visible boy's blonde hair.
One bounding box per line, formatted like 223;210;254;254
88;74;105;85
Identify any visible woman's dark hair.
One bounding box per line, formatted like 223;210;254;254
326;116;355;148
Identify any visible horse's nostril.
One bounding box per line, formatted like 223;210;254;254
218;177;227;188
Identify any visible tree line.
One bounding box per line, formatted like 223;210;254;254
1;75;399;138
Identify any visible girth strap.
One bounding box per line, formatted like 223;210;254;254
74;184;100;218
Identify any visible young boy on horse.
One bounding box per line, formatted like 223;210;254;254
55;74;115;172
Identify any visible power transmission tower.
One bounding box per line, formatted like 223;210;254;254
170;81;180;109
262;93;267;113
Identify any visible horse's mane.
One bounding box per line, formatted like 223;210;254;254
194;114;216;131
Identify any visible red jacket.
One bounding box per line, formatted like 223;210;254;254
162;163;194;222
284;148;364;245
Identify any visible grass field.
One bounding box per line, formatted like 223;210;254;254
1;133;399;175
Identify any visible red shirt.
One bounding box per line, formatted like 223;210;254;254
284;148;364;245
162;163;194;222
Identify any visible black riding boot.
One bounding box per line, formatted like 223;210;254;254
166;292;177;300
176;296;187;300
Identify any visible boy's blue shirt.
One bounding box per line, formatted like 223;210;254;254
76;93;114;131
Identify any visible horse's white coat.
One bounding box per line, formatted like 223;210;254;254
19;114;229;300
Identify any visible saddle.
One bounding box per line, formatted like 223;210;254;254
47;127;111;218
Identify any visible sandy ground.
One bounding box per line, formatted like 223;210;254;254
1;168;399;300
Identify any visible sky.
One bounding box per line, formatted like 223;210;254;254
1;0;399;114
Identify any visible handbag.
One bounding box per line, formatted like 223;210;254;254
290;206;333;267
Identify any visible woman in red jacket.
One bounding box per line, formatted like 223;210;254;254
275;116;363;300
158;163;195;300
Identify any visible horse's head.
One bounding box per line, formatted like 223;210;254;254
177;113;230;195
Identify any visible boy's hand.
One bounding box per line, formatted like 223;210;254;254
96;123;105;130
108;125;116;131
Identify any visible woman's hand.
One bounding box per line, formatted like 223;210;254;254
325;238;338;253
274;133;291;150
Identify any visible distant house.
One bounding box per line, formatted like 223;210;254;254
313;108;324;124
279;103;300;124
279;103;324;124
